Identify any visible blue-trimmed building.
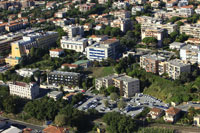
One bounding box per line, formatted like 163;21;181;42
86;38;119;61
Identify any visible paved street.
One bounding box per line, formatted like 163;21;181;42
0;116;44;132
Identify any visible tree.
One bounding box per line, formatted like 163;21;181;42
103;100;109;107
54;114;67;126
107;86;119;94
110;92;119;101
142;37;158;46
117;99;126;109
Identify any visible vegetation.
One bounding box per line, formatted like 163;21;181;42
103;112;137;133
137;127;175;133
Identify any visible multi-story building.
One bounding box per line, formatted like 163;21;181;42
136;16;163;24
60;36;88;52
9;82;39;99
178;0;188;7
47;91;63;101
16;68;39;77
169;42;186;50
49;48;64;57
164;107;181;123
141;23;178;34
0;34;22;54
194;115;200;127
63;25;84;38
54;11;66;18
178;5;194;17
132;6;144;15
185;38;200;45
109;10;131;19
180;24;200;38
89;35;108;42
151;1;160;8
98;0;109;4
95;74;140;98
47;71;81;87
86;38;119;61
78;3;96;12
140;54;166;74
141;27;165;47
112;1;129;9
110;18;132;32
166;59;191;80
195;5;200;14
5;31;58;66
148;108;164;119
180;44;200;64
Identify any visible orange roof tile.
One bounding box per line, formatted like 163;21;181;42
50;49;64;52
43;125;68;133
166;107;181;115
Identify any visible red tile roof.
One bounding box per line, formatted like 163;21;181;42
43;125;68;133
166;107;181;115
50;49;64;52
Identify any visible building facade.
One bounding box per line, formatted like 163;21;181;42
61;37;88;52
95;74;140;98
47;71;81;87
9;82;39;99
180;44;200;64
86;38;119;61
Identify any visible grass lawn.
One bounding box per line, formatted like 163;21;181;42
86;66;115;78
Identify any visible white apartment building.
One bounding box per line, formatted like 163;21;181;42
15;68;39;77
132;6;144;15
49;48;64;57
112;1;129;9
169;42;186;50
86;38;119;61
141;27;165;47
180;44;200;64
63;25;84;38
178;5;194;17
89;35;108;42
141;23;178;34
61;36;88;52
110;18;132;32
180;24;200;38
47;91;63;101
109;10;131;19
98;0;109;4
166;59;191;80
95;74;140;98
9;82;39;99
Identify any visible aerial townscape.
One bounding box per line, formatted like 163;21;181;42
1;0;200;133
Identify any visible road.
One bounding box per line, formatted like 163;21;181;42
0;116;44;131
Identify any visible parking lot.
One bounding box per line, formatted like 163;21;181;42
76;92;169;118
0;65;10;73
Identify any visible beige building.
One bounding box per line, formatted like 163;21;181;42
141;27;165;47
61;36;88;52
164;107;181;123
141;23;178;34
194;115;200;127
9;82;39;100
95;74;140;98
166;59;191;80
63;25;84;38
148;108;164;119
180;24;200;38
49;48;64;57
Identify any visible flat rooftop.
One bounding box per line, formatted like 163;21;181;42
168;59;190;67
49;71;80;76
115;75;139;82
